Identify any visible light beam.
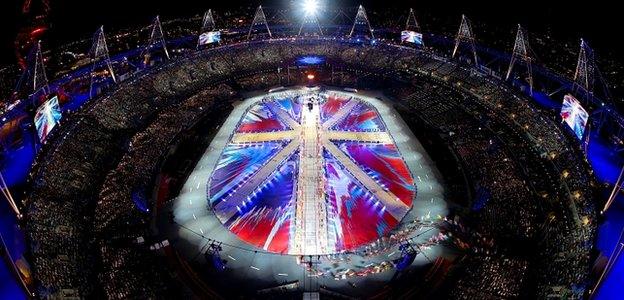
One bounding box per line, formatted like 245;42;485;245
302;0;319;16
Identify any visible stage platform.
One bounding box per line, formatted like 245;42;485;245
158;87;450;296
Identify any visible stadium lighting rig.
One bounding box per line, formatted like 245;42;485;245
0;171;22;219
298;0;324;36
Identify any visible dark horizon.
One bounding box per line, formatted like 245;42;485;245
0;0;619;66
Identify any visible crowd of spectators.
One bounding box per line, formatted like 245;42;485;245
387;55;597;298
389;79;539;241
94;83;235;298
23;48;243;297
18;38;597;298
450;255;529;299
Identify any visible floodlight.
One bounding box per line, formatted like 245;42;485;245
303;0;319;15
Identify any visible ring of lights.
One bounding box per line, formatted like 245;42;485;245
24;37;595;298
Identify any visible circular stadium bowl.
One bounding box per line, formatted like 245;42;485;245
8;30;599;299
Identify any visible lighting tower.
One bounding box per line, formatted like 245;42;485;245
247;5;272;40
506;24;534;95
571;39;612;134
299;0;323;36
142;16;170;63
603;166;624;213
573;39;596;96
0;171;21;219
89;26;117;98
349;5;374;39
572;39;622;136
201;9;216;33
405;8;420;31
197;9;217;49
13;40;49;101
452;15;479;66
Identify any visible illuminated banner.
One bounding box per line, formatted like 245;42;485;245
198;31;221;45
296;55;325;65
401;30;423;45
34;95;62;142
560;94;589;140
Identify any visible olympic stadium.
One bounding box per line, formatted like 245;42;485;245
0;1;623;299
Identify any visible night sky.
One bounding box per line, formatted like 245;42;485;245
0;0;620;65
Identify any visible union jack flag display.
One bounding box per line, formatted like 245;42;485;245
208;93;416;255
34;96;62;142
560;94;589;140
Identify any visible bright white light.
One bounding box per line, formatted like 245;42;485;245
303;0;319;15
